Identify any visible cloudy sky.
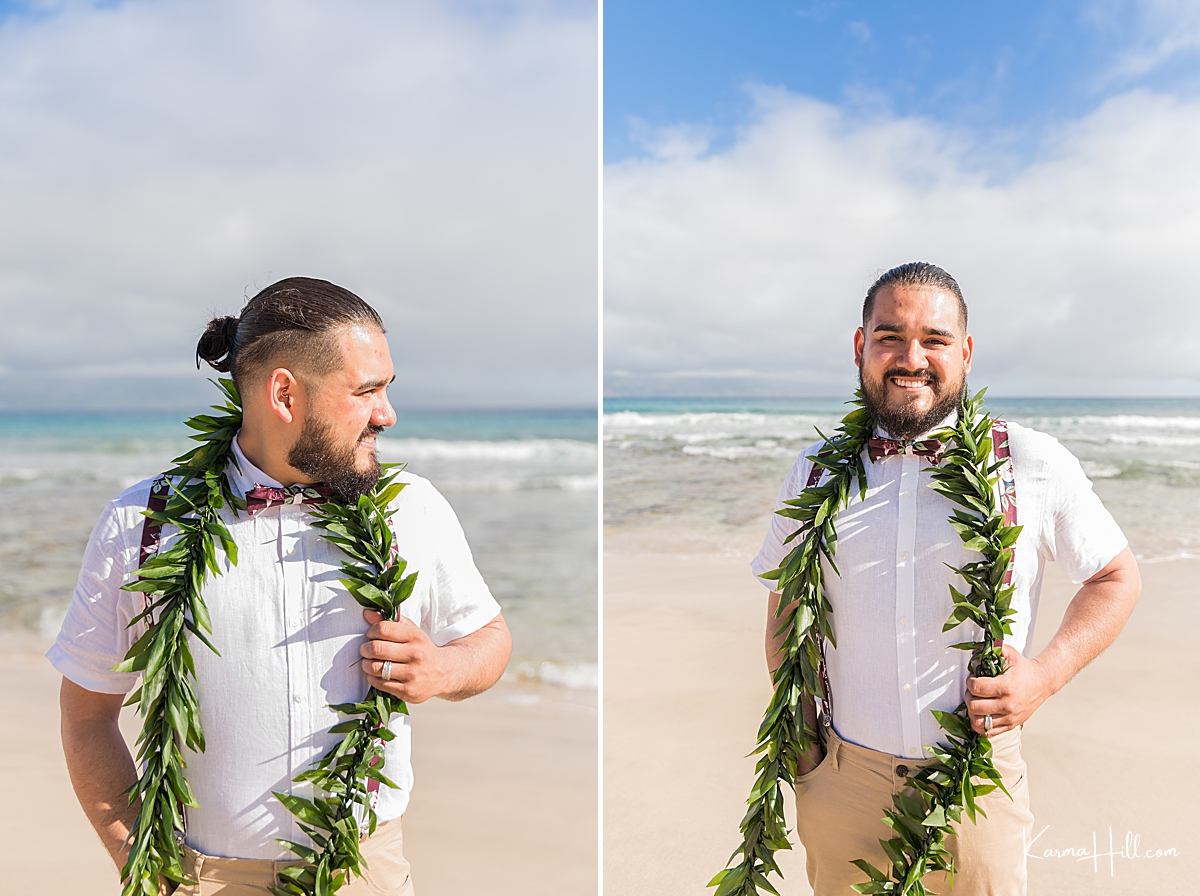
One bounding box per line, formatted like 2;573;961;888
605;1;1200;398
0;0;596;411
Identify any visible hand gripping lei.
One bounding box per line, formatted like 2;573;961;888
710;387;1021;896
114;378;418;896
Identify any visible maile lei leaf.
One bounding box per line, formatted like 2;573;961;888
270;466;417;896
709;387;1020;896
116;377;243;896
116;378;416;896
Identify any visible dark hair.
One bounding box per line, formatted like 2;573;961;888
862;262;967;331
196;277;385;388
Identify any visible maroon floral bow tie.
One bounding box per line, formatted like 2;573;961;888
244;483;336;515
866;437;945;464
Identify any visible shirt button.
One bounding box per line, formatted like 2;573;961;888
903;683;912;692
900;617;909;626
287;546;297;557
900;552;909;562
896;765;910;778
293;695;302;704
900;490;911;499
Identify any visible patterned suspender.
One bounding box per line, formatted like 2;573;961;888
802;420;1019;727
802;454;836;726
991;420;1018;586
138;476;171;566
132;475;189;836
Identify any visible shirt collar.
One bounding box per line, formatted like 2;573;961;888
229;433;284;495
874;409;959;442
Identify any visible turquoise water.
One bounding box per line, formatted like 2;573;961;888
0;408;598;689
0;407;596;446
604;396;1200;562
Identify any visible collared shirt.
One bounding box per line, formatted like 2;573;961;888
48;437;501;859
751;420;1127;760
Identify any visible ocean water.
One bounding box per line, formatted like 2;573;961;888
0;408;598;692
604;396;1200;564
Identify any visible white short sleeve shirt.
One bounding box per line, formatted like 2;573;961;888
47;437;502;859
751;420;1127;760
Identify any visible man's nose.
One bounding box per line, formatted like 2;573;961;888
899;339;928;370
373;392;397;428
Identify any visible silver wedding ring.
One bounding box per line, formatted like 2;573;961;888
984;714;993;732
381;660;393;682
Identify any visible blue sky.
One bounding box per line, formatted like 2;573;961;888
605;1;1200;397
605;1;1200;162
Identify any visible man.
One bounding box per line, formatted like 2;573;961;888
49;277;511;895
751;262;1139;895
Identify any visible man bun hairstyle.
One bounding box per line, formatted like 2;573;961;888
196;316;241;372
863;262;968;332
196;277;385;389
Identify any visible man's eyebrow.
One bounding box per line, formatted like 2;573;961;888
356;375;397;390
871;323;956;339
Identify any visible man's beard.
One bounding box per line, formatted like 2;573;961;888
858;363;965;441
287;412;383;502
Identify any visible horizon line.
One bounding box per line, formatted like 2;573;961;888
601;394;1200;402
0;404;600;416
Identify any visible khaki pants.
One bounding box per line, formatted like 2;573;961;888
174;818;413;896
794;726;1033;896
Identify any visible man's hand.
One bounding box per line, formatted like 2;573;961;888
964;545;1140;737
965;644;1053;737
360;610;512;703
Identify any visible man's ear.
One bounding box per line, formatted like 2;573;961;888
265;368;303;424
853;327;865;367
962;333;973;375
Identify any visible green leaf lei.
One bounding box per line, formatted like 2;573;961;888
709;387;1021;896
115;378;416;896
271;472;417;896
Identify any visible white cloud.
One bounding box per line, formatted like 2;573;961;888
1092;0;1200;79
605;85;1200;397
0;0;597;410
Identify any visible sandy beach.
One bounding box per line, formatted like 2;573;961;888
0;631;596;895
603;544;1199;895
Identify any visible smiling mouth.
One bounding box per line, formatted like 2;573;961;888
358;425;385;449
890;376;933;389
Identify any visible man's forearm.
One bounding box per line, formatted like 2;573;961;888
1033;545;1141;695
965;546;1142;736
59;678;140;873
436;614;512;701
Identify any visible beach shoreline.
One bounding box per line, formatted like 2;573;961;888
602;543;1199;895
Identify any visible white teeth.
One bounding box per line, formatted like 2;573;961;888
892;378;929;387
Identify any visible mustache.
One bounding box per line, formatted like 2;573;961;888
359;423;385;441
883;367;940;386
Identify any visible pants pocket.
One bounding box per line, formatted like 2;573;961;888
356;821;413;896
795;746;834;788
